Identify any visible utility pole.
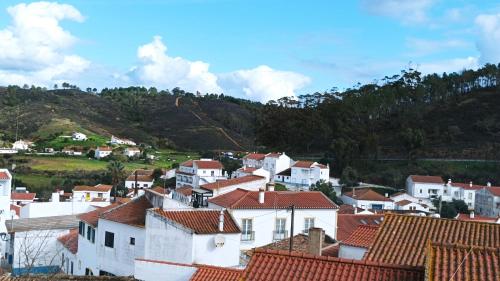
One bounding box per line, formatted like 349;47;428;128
289;204;295;253
134;170;138;197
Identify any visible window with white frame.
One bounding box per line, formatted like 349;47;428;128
304;218;315;233
241;219;253;241
274;218;287;240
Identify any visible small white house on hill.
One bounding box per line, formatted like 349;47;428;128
406;175;445;200
94;146;112;159
72;184;112;202
71;132;87;141
341;188;394;210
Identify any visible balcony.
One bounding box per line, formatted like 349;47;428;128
273;230;288;241
241;231;255;241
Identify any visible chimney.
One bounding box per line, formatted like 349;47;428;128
385;193;389;198
447;179;452;186
266;183;275;192
470;211;475;219
487;182;492;187
470;181;473;187
51;192;60;203
259;188;265;204
307;228;324;256
219;209;224;232
353;204;357;214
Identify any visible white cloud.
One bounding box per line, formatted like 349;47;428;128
417;57;479;75
219;65;311;102
475;13;500;64
361;0;436;24
129;36;221;93
0;1;89;86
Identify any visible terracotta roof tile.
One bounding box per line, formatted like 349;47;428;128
97;146;112;151
10;204;20;216
152;209;240;234
451;182;485;190
265;152;281;158
252;234;333;255
292;161;315;168
176;186;193;196
341;225;379;248
194;160;223;169
337;204;366;214
126;175;154;182
189;266;242;281
321;244;339;257
365;214;500;267
237;167;257;173
78;203;121;227
243;153;266;161
241;249;425;281
426;242;500;281
343;188;393;202
57;229;78;254
0;171;11;180
101;196;152;227
208;188;338;209
276;168;291;176
395;199;412;206
409;175;444;184
487;186;500;196
201;175;265;191
149;186;167;194
73;184;112;192
456;213;499;223
11;192;36;201
181;160;194;167
337;214;384;241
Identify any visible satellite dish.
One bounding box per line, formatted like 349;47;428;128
214;234;225;248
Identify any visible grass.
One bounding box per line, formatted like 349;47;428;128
14;174;61;193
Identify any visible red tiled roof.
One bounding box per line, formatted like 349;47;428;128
365;214;500;267
0;171;11;180
176;186;193;196
338;204;369;214
149;186;167;194
265;152;281;158
78;203;121;227
337;214;384;241
126;174;154;182
341;225;379;248
243;153;266;161
456;213;499;223
292;161;315;168
194;160;223;169
241;249;425;281
97;146;112;151
10;192;36;201
395;199;413;206
409;175;444;184
208;188;338;209
201;175;265;191
73;184;113;192
343;188;393;202
101;196;153;227
321;244;339;257
451;182;485;190
426;243;500;281
487;186;500;196
10;204;20;216
252;233;333;256
57;229;78;254
189;265;242;281
237;167;257;173
152;209;241;234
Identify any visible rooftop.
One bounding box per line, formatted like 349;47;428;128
194;160;223;170
97;146;112;151
10;192;36;201
189;265;243;281
365;214;500;267
0;171;11;180
276;168;291;176
292;161;315;168
208;188;338;209
487;185;500;196
251;233;335;257
341;225;379;248
409;175;444;184
175;185;193;196
78;203;121;227
73;184;113;192
201;175;265;191
0;275;136;280
243;153;266;161
100;196;153;228
126;174;154;182
152;209;241;234
241;249;424;281
451;182;486;190
337;214;384;241
455;213;499;223
342;188;393;202
57;229;78;254
6;215;79;233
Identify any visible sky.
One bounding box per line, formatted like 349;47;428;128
0;0;499;102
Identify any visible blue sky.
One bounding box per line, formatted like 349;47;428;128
0;0;499;102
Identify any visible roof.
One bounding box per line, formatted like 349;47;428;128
341;225;379;248
10;192;36;201
292;161;315;168
252;233;334;256
342;188;393;202
6;215;79;233
57;229;78;254
237;167;257;173
456;213;499;223
97;146;112;151
149;186;167;195
241;249;425;281
487;186;500;196
265;152;281;158
276;168;291;176
338;204;367;214
337;214;384;241
409;175;444;184
189;265;242;281
201;175;265;191
451;182;485;190
180;160;194;167
0;171;11;180
73;184;113;192
10;204;20;216
100;196;153;227
243;153;266;161
426;243;499;281
78;203;121;227
0;275;136;281
176;186;193;196
152;209;241;234
194;160;223;169
208;188;339;209
395;199;413;206
126;174;154;182
365;214;500;267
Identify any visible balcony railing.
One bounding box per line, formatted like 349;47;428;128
241;231;255;241
273;230;288;241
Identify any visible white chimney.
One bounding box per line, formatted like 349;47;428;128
353;204;357;214
259;188;265;204
267;183;275;192
51;192;60;203
219;209;224;232
487;182;492;187
447;179;452;186
470;211;475;219
469;181;473;187
385;193;388;198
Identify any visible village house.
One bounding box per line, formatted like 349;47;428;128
12;140;33;151
241;153;266;169
125;173;155;189
10;192;36;206
57;229;78;275
71;132;88;141
0;170;13;222
406;175;445;200
338;225;379;260
450;181;485;210
94;146;112;159
198;175;267;200
110;135;136;146
274;161;329;189
340;188;394;210
72;184;112;202
208;187;339;251
474;184;500;217
175;159;225;188
261;153;293;178
124;147;141;158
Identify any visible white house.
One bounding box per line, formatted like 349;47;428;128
450;182;485;210
242;153;266;169
274;161;329;188
94;146;112;159
340;188;394;210
11;192;36;206
19;194;107;219
110;135;136;146
475;184;500;218
72;184;112;202
338;225;378;260
199;175;267;198
71;132;88;141
390;192;433;212
262;153;293;178
0;169;13;221
406;175;445;200
12;140;32;151
143;209;241;267
126;174;155;189
208;188;339;251
57;229;78;275
124;147;141;158
176;159;225;188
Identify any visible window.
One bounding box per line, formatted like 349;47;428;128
104;231;114;248
70;261;73;275
420;189;422;194
211;171;215;176
87;226;91;241
468;193;473;199
130;237;135;245
78;221;85;236
98;193;103;198
91;228;95;243
241;219;254;241
274;218;287;240
304;218;315;234
85;268;94;276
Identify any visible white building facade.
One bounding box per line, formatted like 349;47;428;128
94;147;112;159
274;161;329;188
406;175;445;200
176;159;225;188
475;185;500;217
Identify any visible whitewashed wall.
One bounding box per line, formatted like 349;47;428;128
134;259;196;281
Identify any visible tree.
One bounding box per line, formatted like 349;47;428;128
339;166;359;187
107;161;125;202
400;128;425;161
310;181;342;205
